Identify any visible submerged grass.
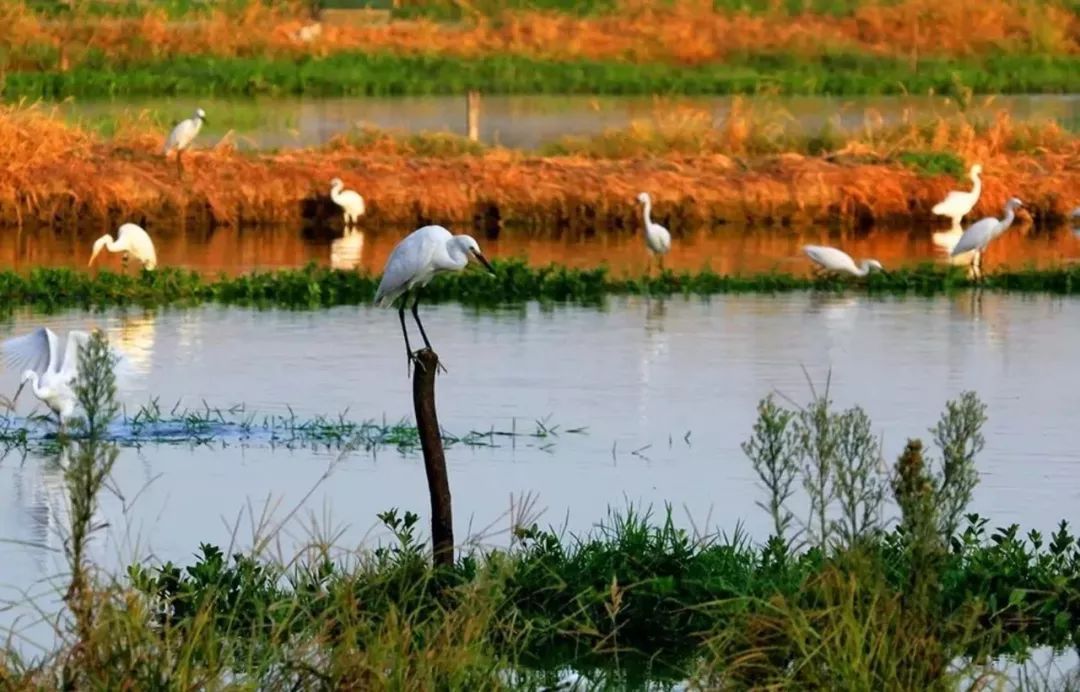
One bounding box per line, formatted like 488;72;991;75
4;262;1080;312
9;377;1080;687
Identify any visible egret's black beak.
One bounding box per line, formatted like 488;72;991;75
473;251;495;275
10;381;26;408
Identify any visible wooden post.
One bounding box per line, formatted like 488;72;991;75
412;348;454;568
466;91;480;142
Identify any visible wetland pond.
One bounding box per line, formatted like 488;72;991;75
3;291;1080;653
54;93;1080;150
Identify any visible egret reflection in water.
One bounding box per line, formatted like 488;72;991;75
331;228;365;270
108;312;157;377
637;297;670;427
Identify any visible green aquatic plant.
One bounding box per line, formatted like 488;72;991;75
4;261;1080;314
6;52;1079;99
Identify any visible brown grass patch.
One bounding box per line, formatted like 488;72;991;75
0;0;1075;71
1;103;1078;233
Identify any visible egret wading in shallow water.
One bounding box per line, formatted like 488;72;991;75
803;245;884;277
636;192;671;271
89;223;157;271
932;163;983;231
163;107;206;175
950;197;1024;281
931;229;978;278
330;178;365;226
374;225;494;371
2;328;91;429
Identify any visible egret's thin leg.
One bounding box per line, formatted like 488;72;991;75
411;295;432;351
398;304;414;359
176;149;184;178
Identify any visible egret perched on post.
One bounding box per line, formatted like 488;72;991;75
374;225;494;369
932;163;983;231
950;197;1023;280
163;107;207;175
803;245;884;277
2;328;91;428
330;178;365;226
636;192;671;270
89;223;157;271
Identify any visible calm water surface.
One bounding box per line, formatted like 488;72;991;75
55;93;1080;150
1;294;1079;648
7;222;1080;276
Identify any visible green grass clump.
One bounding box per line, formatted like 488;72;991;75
897;150;967;178
5;260;1080;313
5;52;1080;99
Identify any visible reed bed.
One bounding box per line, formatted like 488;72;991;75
3;0;1074;74
1;104;1078;230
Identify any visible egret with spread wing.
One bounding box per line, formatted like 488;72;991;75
803;245;884;277
330;178;365;226
2;328;91;427
374;225;494;369
932;164;983;231
950;197;1023;280
89;223;157;271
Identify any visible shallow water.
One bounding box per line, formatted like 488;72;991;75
2;293;1080;650
7;222;1080;276
54;93;1080;150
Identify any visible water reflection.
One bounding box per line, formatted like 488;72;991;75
107;311;157;377
330;228;365;270
637;297;670;428
5;223;1080;278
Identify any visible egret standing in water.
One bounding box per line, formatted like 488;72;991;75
636;192;671;271
374;225;494;369
330;178;365;227
932;163;983;231
2;328;91;428
89;223;157;271
803;245;884;277
950;197;1023;281
163;107;207;175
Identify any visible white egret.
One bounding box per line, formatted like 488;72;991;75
163;107;207;174
374;225;494;366
803;245;884;277
932;163;983;231
950;197;1023;280
2;328;91;427
636;192;672;269
89;223;157;271
931;229;977;278
330;178;365;226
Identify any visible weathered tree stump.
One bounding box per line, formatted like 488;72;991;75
411;348;454;568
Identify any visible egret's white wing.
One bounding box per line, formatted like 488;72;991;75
804;245;855;272
58;330;91;381
374;227;446;307
951;217;997;256
2;327;58;376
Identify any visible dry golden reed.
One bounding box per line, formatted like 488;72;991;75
1;0;1074;71
0;103;1077;231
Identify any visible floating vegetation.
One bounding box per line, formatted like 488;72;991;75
4;262;1080;313
0;400;583;455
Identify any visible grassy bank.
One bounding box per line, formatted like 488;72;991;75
7;349;1080;688
2;0;1077;97
2;104;1078;230
8;262;1080;312
8;53;1080;99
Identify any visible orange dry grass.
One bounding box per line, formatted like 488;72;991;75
1;0;1075;70
1;105;1078;232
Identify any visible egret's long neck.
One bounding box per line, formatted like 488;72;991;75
641;198;653;231
970;170;981;196
27;374;45;398
856;261;871;277
995;206;1016;238
444;239;470;270
330;184;343;204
